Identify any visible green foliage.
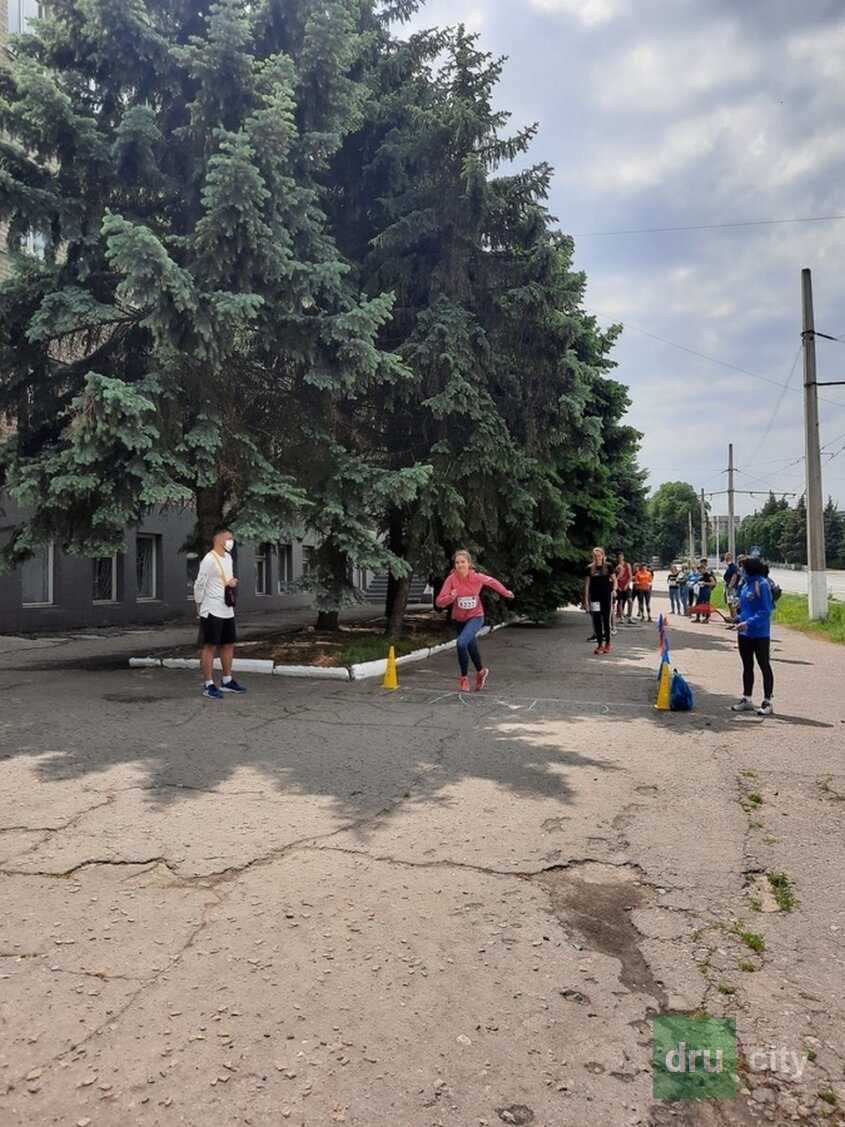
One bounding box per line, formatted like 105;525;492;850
0;0;425;609
649;481;700;564
778;495;808;565
329;24;648;622
0;2;648;627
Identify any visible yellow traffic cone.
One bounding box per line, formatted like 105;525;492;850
655;660;671;710
383;645;399;691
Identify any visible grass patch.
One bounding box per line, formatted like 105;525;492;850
735;926;766;953
806;1048;817;1063
774;593;845;644
819;1090;837;1106
739;960;756;972
747;792;763;808
339;630;447;665
740;770;757;779
749;895;762;912
767;871;797;912
717;982;736;995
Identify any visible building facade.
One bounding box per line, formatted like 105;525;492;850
0;493;318;633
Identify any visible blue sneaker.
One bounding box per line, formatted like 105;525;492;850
219;679;247;694
202;684;224;700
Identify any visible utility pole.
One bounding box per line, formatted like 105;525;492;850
802;268;827;619
727;443;736;559
688;511;694;562
700;489;707;562
716;516;720;563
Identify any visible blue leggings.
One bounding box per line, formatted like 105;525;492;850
455;616;484;676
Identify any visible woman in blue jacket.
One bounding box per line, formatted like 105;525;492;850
730;557;774;716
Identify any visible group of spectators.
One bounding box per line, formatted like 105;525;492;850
666;558;719;622
583;551;660;654
584;547;776;716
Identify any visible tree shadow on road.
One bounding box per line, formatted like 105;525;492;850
0;608;835;846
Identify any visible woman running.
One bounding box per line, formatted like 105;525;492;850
584;547;617;654
731;556;774;716
435;550;514;692
633;562;653;622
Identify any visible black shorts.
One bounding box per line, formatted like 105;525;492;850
198;614;237;647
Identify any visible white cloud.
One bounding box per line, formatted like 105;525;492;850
597;22;762;112
528;0;622;27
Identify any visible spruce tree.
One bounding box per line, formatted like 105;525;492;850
779;496;807;565
823;495;843;568
331;24;640;633
0;0;424;619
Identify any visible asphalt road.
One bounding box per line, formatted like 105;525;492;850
1;599;844;1126
767;566;845;599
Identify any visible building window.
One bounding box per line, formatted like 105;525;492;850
21;542;54;606
277;543;294;592
136;535;159;601
8;0;42;35
92;554;118;603
302;546;316;577
255;543;272;596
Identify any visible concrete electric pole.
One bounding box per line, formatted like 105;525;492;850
801;268;828;620
727;444;736;560
700;489;707;561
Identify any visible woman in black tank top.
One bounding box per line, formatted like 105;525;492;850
583;547;617;654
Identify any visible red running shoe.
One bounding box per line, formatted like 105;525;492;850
458;676;470;693
594;645;603;655
476;667;490;691
602;643;611;654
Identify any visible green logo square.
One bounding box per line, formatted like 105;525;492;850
652;1016;737;1100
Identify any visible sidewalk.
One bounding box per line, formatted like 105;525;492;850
0;590;843;1125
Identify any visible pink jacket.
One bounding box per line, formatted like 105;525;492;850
435;569;513;622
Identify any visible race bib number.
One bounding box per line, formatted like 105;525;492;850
457;595;477;611
590;601;601;613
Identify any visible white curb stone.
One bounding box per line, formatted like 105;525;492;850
349;658;388;681
273;665;350;680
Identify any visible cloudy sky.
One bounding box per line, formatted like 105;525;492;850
405;0;845;516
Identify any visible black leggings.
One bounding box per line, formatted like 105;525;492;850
738;635;774;700
591;599;612;646
636;589;652;616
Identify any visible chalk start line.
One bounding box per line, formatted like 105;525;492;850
370;685;655;716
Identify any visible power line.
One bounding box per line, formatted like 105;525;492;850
575;214;845;238
743;345;802;468
591;314;845;407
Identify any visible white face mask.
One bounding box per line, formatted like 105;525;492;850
224;539;234;553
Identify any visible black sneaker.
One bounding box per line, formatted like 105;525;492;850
202;684;224;700
220;679;247;694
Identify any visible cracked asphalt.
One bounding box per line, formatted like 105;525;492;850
1;593;844;1127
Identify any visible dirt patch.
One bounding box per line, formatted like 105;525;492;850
535;862;668;1009
166;612;453;666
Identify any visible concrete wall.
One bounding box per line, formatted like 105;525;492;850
0;497;314;634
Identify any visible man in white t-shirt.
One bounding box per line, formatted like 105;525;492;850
192;527;247;700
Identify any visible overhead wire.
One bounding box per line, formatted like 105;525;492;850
574;214;845;238
742;345;802;468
